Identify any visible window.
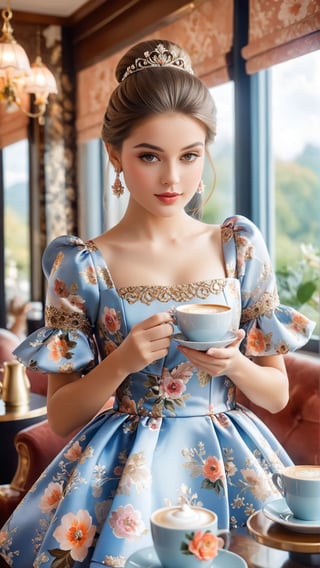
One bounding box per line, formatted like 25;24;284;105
78;139;128;238
2;139;30;325
203;81;235;224
271;51;320;340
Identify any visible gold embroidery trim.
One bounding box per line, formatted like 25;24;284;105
84;239;98;252
45;305;92;334
118;279;227;305
240;290;279;323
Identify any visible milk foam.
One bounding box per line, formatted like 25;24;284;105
287;466;320;480
179;304;230;314
153;505;215;529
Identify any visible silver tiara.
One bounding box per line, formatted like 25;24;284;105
121;43;194;82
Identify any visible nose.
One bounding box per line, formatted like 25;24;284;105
160;162;180;186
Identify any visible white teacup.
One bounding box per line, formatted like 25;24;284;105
150;505;229;568
272;465;320;521
173;303;232;343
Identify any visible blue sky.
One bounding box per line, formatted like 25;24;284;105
211;49;319;162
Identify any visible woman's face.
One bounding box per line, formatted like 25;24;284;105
113;112;206;217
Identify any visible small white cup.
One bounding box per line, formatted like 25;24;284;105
150;505;229;568
272;465;320;521
173;303;232;343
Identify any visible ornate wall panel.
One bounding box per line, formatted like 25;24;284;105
76;0;234;142
242;0;320;73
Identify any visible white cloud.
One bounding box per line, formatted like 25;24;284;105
271;50;320;160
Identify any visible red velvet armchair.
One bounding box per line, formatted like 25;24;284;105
237;352;320;466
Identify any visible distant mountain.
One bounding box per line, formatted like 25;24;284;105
296;144;320;178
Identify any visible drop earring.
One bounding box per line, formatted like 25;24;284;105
197;179;205;194
112;168;124;197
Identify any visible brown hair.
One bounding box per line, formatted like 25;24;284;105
101;39;217;149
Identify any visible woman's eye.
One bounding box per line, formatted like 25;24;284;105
182;152;199;162
139;153;158;163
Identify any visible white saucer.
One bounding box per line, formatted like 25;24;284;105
263;498;320;534
172;332;237;351
125;545;247;567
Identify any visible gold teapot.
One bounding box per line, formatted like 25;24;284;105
0;360;30;407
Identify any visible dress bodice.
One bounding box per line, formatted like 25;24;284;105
14;215;314;381
101;277;241;418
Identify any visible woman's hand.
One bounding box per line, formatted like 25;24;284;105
177;329;246;378
178;328;289;413
117;312;174;374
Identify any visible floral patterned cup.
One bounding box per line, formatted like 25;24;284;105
150;505;229;568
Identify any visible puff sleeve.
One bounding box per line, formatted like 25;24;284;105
222;215;315;357
14;235;100;374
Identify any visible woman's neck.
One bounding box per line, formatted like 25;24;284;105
116;199;201;244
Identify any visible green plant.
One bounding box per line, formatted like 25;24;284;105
276;243;319;312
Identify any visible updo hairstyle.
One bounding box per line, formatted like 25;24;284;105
101;39;217;149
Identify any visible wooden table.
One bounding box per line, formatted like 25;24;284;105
0;393;47;484
229;511;320;567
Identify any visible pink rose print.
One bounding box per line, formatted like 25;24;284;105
290;310;310;334
52;509;96;562
39;482;63;514
0;530;8;546
54;278;68;297
47;335;75;362
182;442;225;495
160;369;186;399
145;362;193;415
109;504;146;540
182;530;219;560
203;456;224;484
64;441;83;462
202;456;225;494
103;307;121;334
83;265;97;285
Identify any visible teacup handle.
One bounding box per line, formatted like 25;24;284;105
168;306;177;325
217;529;231;551
272;472;285;496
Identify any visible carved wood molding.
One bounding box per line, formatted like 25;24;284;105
9;1;206;71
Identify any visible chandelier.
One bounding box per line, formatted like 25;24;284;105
0;6;57;124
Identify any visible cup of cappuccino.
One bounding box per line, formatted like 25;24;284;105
150;505;229;568
272;465;320;521
173;303;232;343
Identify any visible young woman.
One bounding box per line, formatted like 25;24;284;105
0;39;314;568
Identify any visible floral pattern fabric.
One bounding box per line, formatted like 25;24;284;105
0;215;314;568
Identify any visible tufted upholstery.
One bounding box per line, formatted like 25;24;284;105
0;399;114;526
237;352;320;466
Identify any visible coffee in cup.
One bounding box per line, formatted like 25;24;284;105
150;504;229;568
272;465;320;521
173;303;232;343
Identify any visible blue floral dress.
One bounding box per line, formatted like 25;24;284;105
0;216;314;568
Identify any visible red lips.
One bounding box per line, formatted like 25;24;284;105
155;192;181;203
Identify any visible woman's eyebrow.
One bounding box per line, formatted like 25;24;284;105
133;142;204;150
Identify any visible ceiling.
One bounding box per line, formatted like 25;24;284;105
1;1;203;71
1;0;89;17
